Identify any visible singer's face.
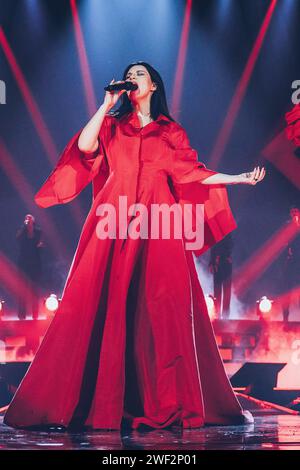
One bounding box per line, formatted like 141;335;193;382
125;65;156;101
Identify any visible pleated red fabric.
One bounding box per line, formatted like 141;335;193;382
4;111;244;430
285;104;300;147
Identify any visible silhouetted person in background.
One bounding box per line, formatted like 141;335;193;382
17;214;43;320
282;206;300;322
209;233;233;319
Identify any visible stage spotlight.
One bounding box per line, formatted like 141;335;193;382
217;0;232;21
45;294;59;313
205;294;216;319
257;296;273;317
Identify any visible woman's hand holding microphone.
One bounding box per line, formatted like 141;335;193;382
102;79;128;111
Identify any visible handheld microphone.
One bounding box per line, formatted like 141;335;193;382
104;81;138;92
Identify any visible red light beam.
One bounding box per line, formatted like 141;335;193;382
0;138;69;258
70;0;97;117
171;0;193;120
262;131;300;190
209;0;277;170
233;218;300;298
0;251;37;302
0;26;85;227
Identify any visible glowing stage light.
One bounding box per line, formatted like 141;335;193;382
217;0;233;22
257;296;273;316
205;294;216;319
45;294;59;313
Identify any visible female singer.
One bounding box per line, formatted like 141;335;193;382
4;61;265;430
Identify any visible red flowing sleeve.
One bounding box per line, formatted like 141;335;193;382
168;124;237;256
34;115;113;208
285;104;300;147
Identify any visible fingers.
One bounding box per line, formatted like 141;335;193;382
108;78;127;97
247;166;258;185
255;166;266;183
251;166;266;185
257;167;266;182
253;166;260;181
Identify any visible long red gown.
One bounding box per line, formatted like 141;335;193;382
4;111;244;430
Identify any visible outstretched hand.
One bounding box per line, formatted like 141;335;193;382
241;166;266;185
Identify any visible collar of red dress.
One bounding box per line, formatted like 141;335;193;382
119;110;171;128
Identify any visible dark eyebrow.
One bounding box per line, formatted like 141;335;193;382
126;70;145;76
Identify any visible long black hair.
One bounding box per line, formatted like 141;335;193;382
110;61;175;122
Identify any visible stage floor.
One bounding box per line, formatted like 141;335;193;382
1;414;300;450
